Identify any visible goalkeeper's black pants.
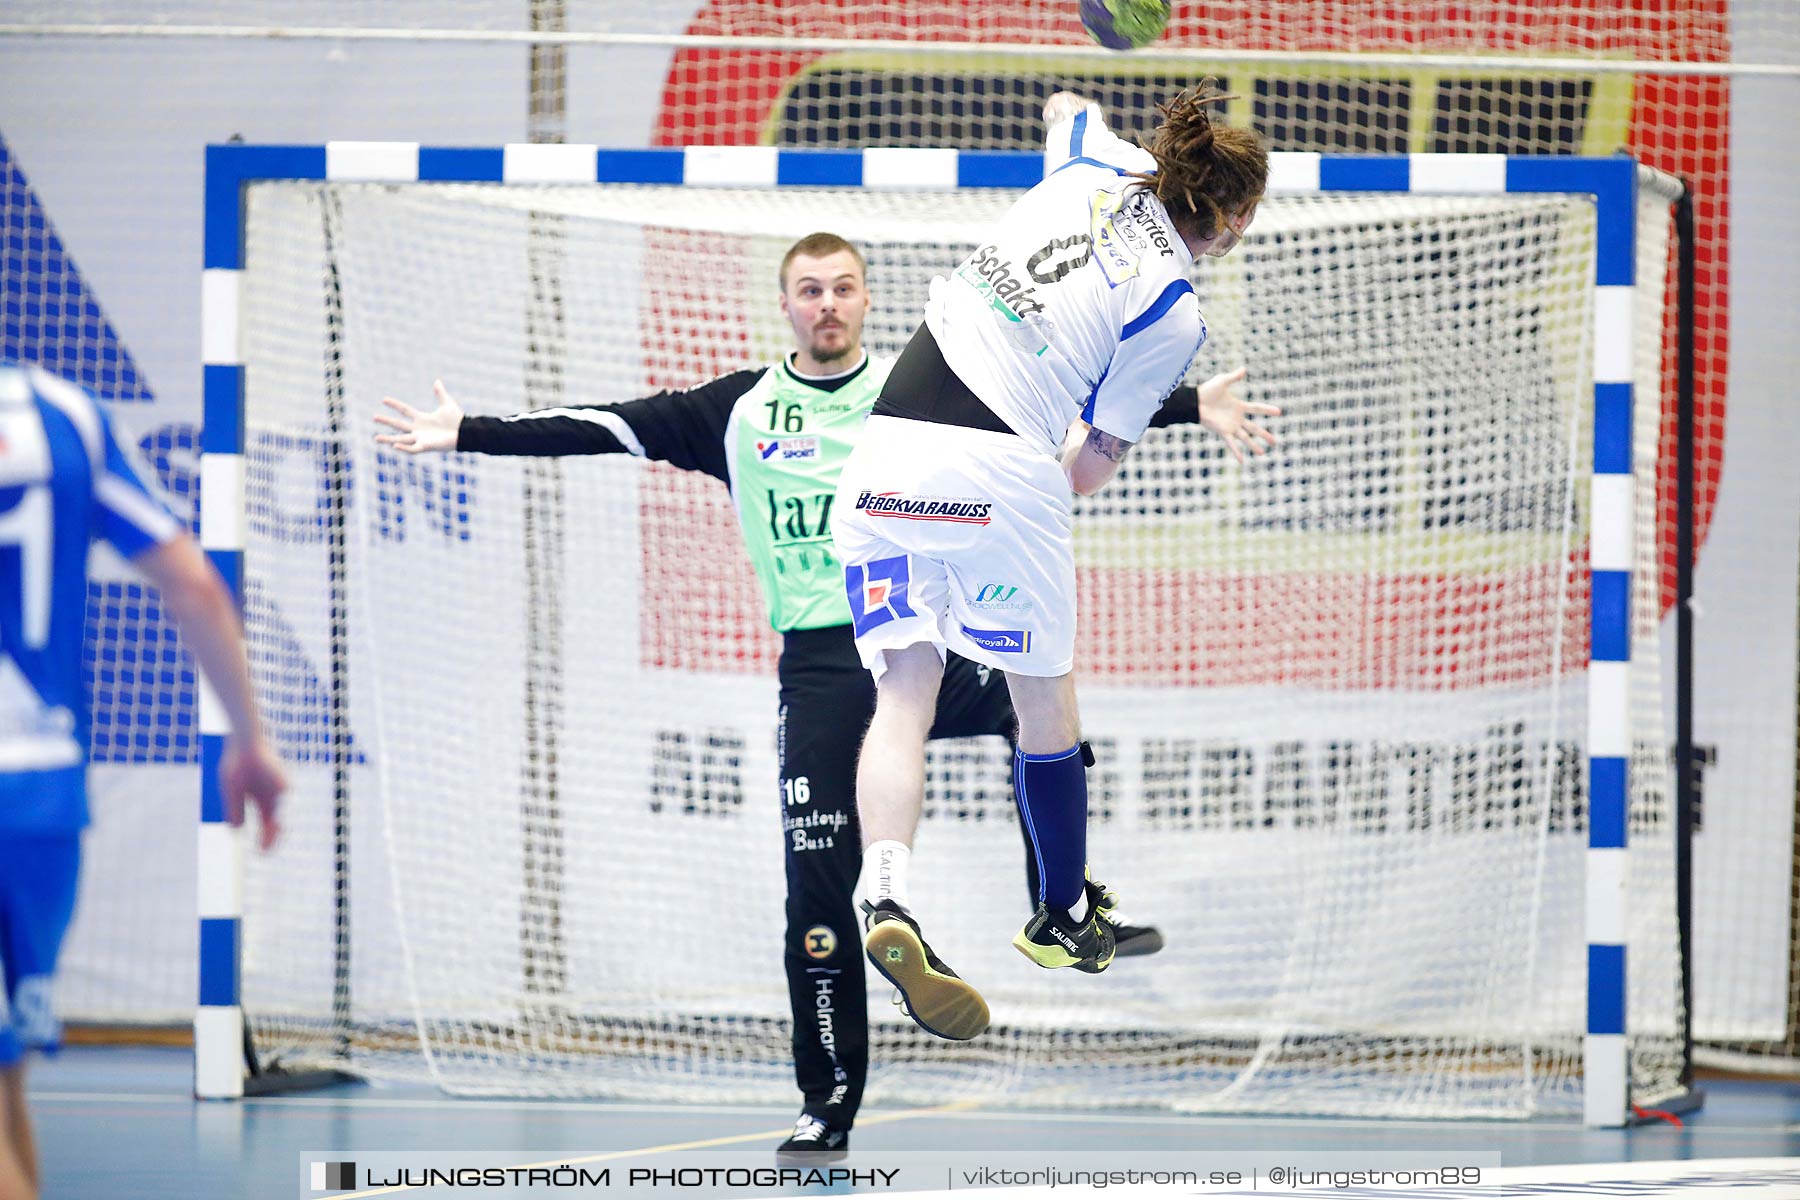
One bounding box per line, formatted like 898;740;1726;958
777;623;1021;1130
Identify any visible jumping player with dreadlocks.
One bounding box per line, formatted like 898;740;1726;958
833;85;1272;1040
376;210;1273;1149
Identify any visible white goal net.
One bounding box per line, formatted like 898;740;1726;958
235;173;1682;1118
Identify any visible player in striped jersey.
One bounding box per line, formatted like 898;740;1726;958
0;363;286;1200
833;86;1271;1031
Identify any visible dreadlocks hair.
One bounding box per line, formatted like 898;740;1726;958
1128;81;1270;242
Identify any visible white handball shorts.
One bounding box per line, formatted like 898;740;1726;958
832;414;1075;681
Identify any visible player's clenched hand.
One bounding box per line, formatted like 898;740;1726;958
374;380;463;454
222;736;287;852
1196;367;1279;464
1042;91;1090;126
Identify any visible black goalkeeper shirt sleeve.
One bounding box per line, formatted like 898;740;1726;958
454;367;768;486
1148;384;1200;430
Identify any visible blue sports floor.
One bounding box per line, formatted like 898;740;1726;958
24;1046;1800;1198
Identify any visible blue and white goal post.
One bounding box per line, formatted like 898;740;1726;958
197;141;1691;1125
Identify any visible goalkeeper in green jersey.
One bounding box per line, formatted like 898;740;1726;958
376;229;1274;1155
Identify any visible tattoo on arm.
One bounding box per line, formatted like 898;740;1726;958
1087;428;1135;462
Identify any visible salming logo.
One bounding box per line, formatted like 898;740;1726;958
876;846;898;897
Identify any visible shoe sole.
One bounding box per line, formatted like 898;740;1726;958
775;1148;849;1163
864;922;990;1041
1110;926;1164;957
1011;928;1117;974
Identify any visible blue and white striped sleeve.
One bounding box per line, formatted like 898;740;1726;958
1082;278;1205;444
1044;103;1157;177
94;411;183;558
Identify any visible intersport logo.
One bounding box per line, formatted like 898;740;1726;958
756;436;819;462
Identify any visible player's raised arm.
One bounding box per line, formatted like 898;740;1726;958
1041;91;1154;175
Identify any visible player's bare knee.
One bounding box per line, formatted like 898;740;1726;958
871;644;945;732
1003;671;1081;753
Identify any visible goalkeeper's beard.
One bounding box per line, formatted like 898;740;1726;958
809;329;855;365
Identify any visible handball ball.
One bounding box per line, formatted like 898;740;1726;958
1080;0;1171;50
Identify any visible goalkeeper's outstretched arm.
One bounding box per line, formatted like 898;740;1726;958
375;370;766;484
374;380;466;454
1151;368;1280;464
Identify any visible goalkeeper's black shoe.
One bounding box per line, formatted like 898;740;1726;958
1104;915;1164;958
776;1113;849;1161
1090;873;1165;958
862;900;990;1041
1013;879;1117;974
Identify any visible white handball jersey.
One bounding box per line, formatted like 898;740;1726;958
924;103;1207;455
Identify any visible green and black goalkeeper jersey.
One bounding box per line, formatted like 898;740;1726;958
458;353;887;633
457;351;1205;635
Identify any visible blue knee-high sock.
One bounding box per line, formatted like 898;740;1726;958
1013;745;1087;913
